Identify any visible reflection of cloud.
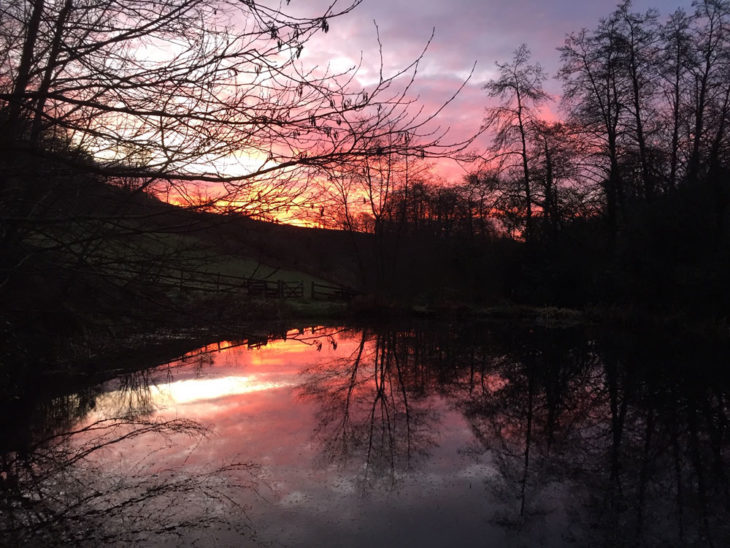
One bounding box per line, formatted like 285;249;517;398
280;490;310;507
154;376;296;405
457;462;496;480
91;374;297;417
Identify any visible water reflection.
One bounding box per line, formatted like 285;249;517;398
295;325;730;546
0;414;258;546
298;330;440;489
2;324;729;546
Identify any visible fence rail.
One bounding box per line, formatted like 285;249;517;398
311;281;360;301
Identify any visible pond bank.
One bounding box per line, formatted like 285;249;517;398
3;293;729;404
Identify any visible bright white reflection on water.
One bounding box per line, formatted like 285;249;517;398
99;375;297;407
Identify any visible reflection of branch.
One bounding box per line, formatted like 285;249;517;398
519;374;534;517
286;326;350;352
455;326;730;546
392;338;412;463
339;332;366;459
297;329;438;491
1;416;259;546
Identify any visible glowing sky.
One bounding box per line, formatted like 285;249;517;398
289;0;695;182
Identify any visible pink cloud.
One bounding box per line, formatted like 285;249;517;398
288;0;693;180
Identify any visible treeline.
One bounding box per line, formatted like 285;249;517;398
1;0;728;320
494;0;730;313
338;0;730;315
474;0;730;238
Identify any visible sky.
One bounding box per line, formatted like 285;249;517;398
288;0;696;181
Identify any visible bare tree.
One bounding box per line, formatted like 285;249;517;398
527;121;584;237
658;8;693;190
685;0;730;186
483;44;549;241
559;20;629;235
0;1;472;209
0;0;477;336
613;0;661;202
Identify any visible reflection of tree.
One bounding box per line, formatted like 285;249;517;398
0;340;283;546
457;327;598;527
457;325;730;546
5;324;729;545
0;414;258;545
297;329;439;489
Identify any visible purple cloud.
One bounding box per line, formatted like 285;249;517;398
289;0;695;181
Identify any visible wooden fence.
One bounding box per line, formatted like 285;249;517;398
310;281;360;301
86;265;357;301
247;279;304;299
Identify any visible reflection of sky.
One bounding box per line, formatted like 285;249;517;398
49;326;730;546
78;327;527;545
151;375;296;405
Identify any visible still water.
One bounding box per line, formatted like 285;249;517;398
2;323;729;546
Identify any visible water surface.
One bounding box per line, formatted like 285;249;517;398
2;324;729;546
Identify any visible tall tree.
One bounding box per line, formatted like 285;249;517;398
658;8;693;190
613;0;660;202
528;121;584;237
686;0;730;185
483;44;548;241
559;20;628;235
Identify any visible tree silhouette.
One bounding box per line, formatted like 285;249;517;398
483;44;549;241
0;0;472;208
0;0;480;357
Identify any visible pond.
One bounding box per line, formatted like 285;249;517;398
2;323;729;546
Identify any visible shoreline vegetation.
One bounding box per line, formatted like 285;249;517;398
3;295;728;449
4;294;727;399
1;168;728;391
0;169;727;398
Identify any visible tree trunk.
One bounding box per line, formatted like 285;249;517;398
6;0;46;138
516;90;533;240
31;0;74;145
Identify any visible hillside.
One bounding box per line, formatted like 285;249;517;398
0;156;371;376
